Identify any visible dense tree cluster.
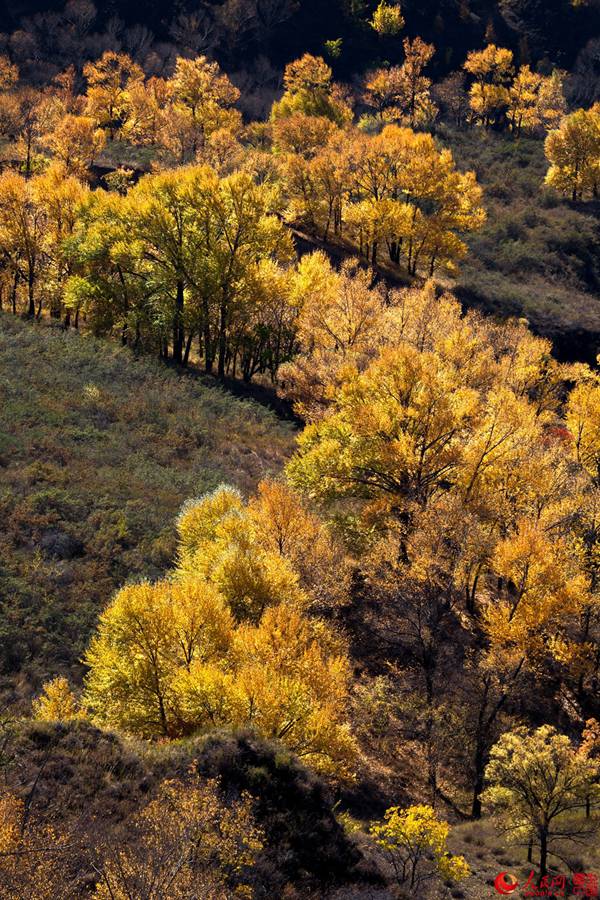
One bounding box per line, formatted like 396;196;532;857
462;43;566;133
2;32;597;375
33;272;600;874
3;5;600;895
67;165;293;374
285;274;600;825
83;482;356;775
0;45;493;371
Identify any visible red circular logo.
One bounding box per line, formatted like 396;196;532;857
494;872;519;894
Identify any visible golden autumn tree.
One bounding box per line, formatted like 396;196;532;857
8;87;55;175
545;104;600;200
84;484;357;774
396;37;437;126
83;51;144;139
276;125;348;240
281;264;600;813
362;66;407;122
248;479;351;608
0;55;18;90
286;340;480;508
363;37;436;127
508;66;566;135
370;0;405;35
177;480;351;613
0;792;69;899
463;44;514;127
0;169;47;317
121;75;170;146
484;519;589;668
276;112;483;275
277;252;388;418
271;54;352;125
0;56;19;148
536;69;567;130
176;485;307;623
43;113;106;177
68;164;292;371
175;602;357;775
32;675;83;722
567;375;600;476
343;125;485;273
164;56;241;162
83;576;234;738
370;805;469;890
483;726;600;876
93;776;263;899
34;163;88;318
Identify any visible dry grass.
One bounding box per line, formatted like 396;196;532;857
440;127;600;363
447;816;600;900
0;314;294;695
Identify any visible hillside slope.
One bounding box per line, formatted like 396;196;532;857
444;128;600;363
0;316;294;696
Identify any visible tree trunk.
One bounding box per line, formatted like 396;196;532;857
470;763;484;819
217;293;227;379
27;268;35;318
172;279;185;364
11;271;18;315
539;829;548;877
182;331;194;367
202;300;214;374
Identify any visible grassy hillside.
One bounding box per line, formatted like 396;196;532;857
444;127;600;363
0;316;294;696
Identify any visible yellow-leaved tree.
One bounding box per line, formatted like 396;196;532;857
482;725;600;876
370;1;405;36
463;44;514;127
32;675;83;722
370;805;469;889
92;775;263;899
84;484;356;775
83;51;144;139
545;104;600;200
363;37;437;127
271;54;352;125
162;55;241;163
284;272;600;812
84;576;234;738
0;793;69;898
